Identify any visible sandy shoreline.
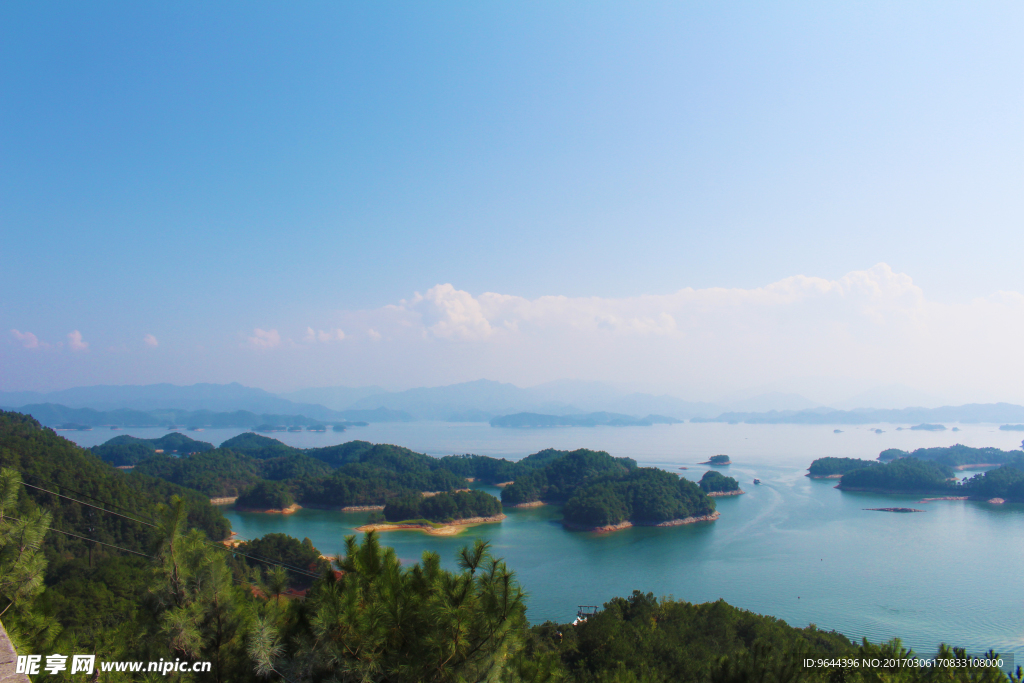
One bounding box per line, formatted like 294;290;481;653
355;514;506;536
235;503;301;514
505;500;546;508
563;511;720;533
806;474;844;479
707;490;745;497
953;463;1003;470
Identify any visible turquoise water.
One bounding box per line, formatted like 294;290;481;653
67;422;1024;660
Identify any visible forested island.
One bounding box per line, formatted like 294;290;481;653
85;430;725;533
235;480;298;513
2;409;1019;682
355;490;505;535
698;470;743;495
807;457;878;478
700;454;731;465
837;455;1024;501
497;448;717;531
877;443;1024;469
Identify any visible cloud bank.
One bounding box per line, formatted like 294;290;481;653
5;264;1024;402
287;263;1024;401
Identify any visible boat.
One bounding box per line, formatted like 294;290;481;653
753;479;761;485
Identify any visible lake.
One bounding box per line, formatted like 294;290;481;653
66;421;1024;661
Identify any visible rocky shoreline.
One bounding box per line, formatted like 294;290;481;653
355;514;506;536
707;490;745;497
805;474;843;479
563;511;720;533
506;500;546;508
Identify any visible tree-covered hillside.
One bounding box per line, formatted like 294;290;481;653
961;465;1024;500
877;444;1024;467
0;411;229;553
236;480;295;510
839;458;955;492
501;448;637;506
562;468;715;527
383;489;502;523
90;432;214;466
1;415;1018;683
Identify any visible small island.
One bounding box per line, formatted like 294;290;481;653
909;423;946;431
699;455;731;465
864;508;925;513
356;490;505;536
698;470;743;496
807;457;877;479
236;481;300;514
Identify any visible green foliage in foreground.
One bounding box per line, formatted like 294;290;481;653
699;470;740;493
530;589;1019;683
383;489;502;523
2;473;1020;683
808;457;878;476
0;411;229;552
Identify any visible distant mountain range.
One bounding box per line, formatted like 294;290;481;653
3;381;1022;426
490;412;682;428
0;404;413;429
337;379;724;420
0;382;342;419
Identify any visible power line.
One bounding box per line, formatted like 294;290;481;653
19;472;160;523
18;475;321;579
21;482;158;528
3;516;294;594
2;515;154;559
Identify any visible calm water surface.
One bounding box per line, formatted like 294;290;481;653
68;422;1024;659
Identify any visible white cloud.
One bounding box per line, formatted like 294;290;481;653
67;330;89;351
303;327;345;343
11;329;41;349
367;328;382;341
322;264;1024;401
144;334;159;347
247;328;281;349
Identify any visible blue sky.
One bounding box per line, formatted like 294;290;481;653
2;2;1023;400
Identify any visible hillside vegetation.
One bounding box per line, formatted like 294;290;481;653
2;407;1018;682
